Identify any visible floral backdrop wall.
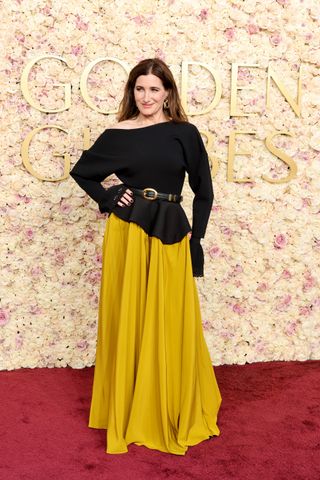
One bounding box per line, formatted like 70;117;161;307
1;0;320;370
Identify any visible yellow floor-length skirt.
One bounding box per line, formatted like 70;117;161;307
88;212;222;455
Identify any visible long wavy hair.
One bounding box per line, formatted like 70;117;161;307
117;58;188;123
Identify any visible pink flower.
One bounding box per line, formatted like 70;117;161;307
71;45;83;56
305;33;313;43
298;151;310;162
232;303;245;315
202;320;211;330
30;305;42;315
132;14;154;26
209;245;221;258
285;321;298;336
74;14;88;31
313;238;320;251
276;294;292;311
276;0;289;5
281;269;292;279
84;230;94;242
299;306;312;316
77;340;89;350
233;264;243;274
237;68;254;81
154;48;165;61
270;33;282;46
30;266;42;277
15;32;25;43
303;273;317;292
0;308;9;326
94;253;103;264
86;270;101;286
90;293;99;308
199;9;209;22
60;202;72;214
132;15;144;25
54;249;65;266
302;197;311;208
15;334;23;349
25;228;34;240
274;233;288;249
16;193;32;204
255;340;265;353
313;297;320;308
221;330;234;339
225;28;235;41
40;5;51;14
247;23;259;35
221;226;233;238
17;103;30;114
257;282;268;292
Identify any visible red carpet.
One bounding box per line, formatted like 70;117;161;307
1;360;319;480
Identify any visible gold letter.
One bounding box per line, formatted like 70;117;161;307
263;131;297;183
80;57;130;113
266;65;302;117
20;55;71;113
230;63;260;117
228;131;255;182
181;61;222;115
82;127;91;150
21;125;70;181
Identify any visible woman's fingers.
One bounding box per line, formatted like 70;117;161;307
117;189;133;207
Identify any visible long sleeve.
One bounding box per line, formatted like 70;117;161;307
186;125;214;238
184;124;214;276
69;130;125;213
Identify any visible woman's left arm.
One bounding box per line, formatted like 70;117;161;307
184;124;214;276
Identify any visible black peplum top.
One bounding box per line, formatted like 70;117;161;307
69;120;214;276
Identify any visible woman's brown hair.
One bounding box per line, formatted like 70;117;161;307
117;58;188;123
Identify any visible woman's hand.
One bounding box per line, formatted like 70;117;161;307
117;188;134;207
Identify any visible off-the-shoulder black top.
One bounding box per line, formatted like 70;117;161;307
69;120;214;276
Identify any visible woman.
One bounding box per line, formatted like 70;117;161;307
69;58;221;455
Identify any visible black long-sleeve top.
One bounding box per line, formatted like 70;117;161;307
69;120;214;276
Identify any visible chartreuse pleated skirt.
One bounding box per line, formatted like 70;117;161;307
88;212;222;455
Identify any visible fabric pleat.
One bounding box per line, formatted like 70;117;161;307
88;213;221;455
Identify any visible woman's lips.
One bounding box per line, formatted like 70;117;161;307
142;104;153;108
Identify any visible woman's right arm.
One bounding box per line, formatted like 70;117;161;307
69;130;127;213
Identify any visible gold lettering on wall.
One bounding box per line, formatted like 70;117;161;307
79;57;130;114
19;56;303;182
180;61;222;115
227;131;255;182
21;55;71;113
230;63;259;117
21;125;70;181
82;128;91;150
267;65;302;117
264;131;297;183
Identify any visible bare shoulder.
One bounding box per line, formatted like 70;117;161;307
108;120;138;130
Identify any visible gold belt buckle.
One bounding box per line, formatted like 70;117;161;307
143;187;158;200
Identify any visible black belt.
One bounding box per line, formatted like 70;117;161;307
130;187;182;203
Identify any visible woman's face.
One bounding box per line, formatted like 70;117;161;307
134;74;168;117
